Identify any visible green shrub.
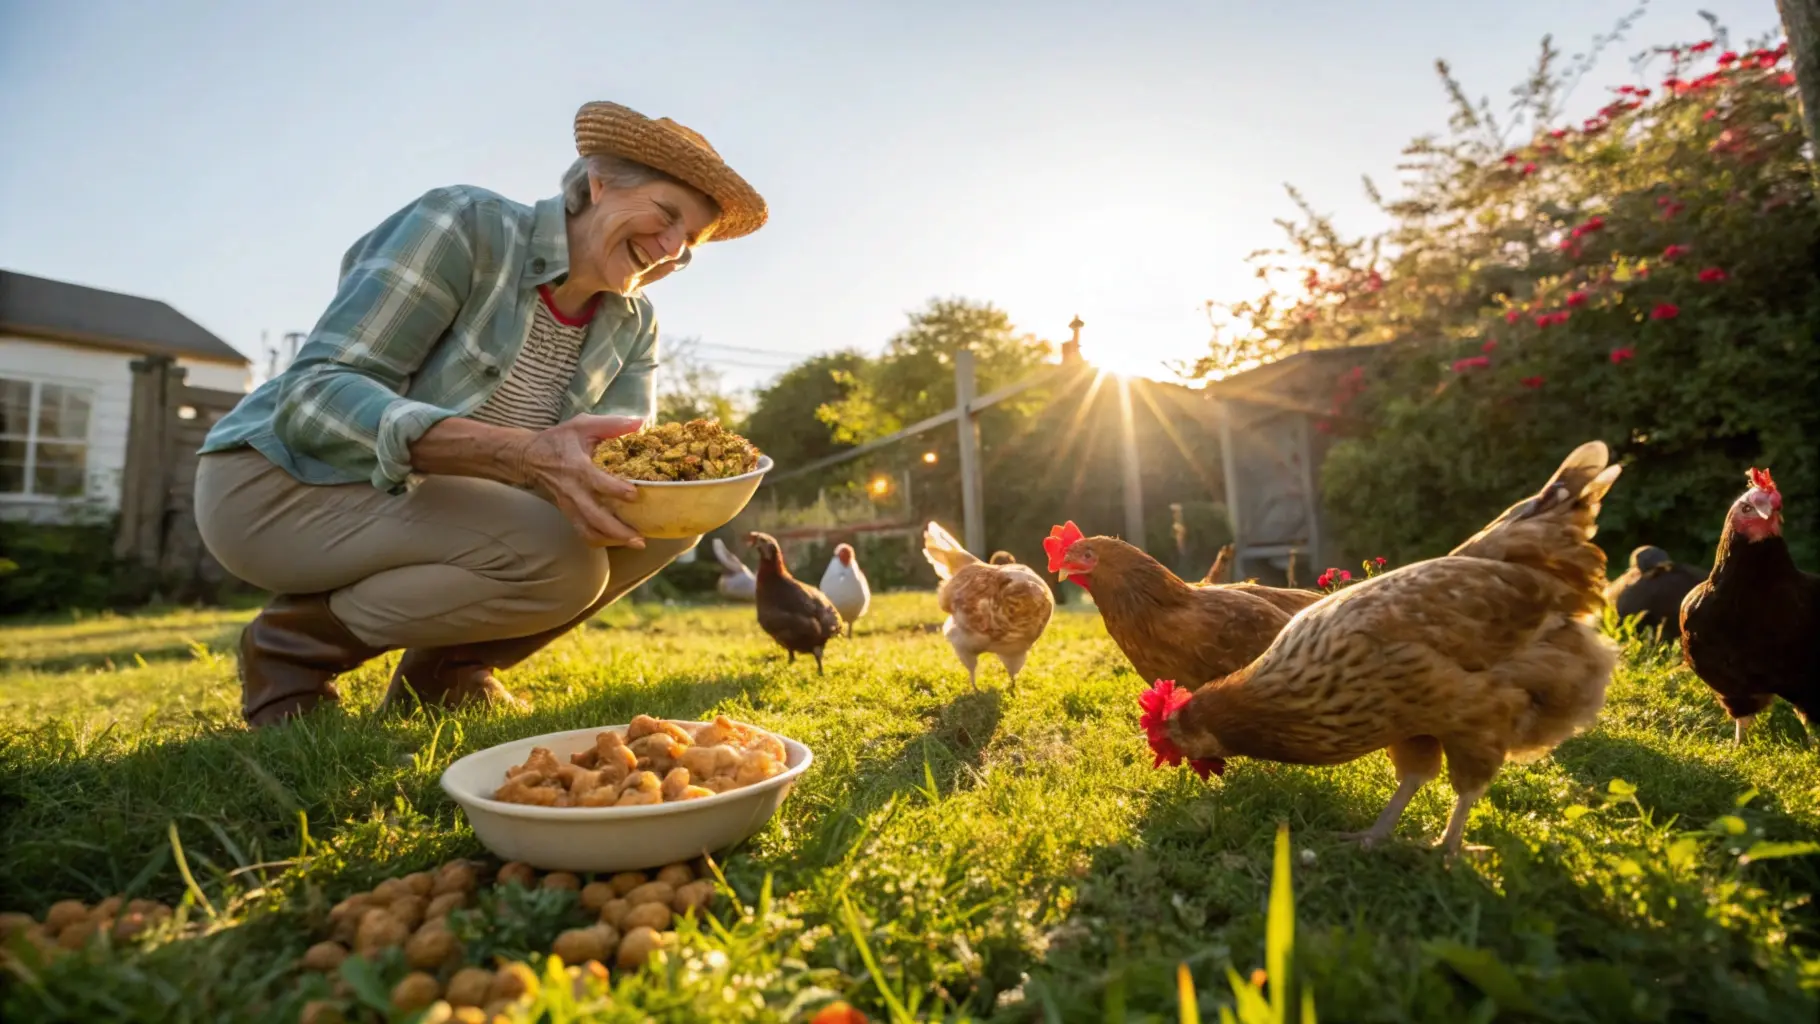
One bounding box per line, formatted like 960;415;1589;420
1197;29;1818;570
0;513;151;616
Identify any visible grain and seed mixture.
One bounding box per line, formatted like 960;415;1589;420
591;420;762;482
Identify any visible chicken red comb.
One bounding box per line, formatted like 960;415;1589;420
1136;680;1224;779
1748;467;1777;493
1043;521;1086;574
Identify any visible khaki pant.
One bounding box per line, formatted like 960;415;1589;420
194;449;696;648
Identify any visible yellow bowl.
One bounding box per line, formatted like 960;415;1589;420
606;455;772;540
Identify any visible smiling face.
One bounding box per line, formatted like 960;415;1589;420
570;176;720;296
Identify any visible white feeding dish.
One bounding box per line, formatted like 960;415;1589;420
440;720;811;874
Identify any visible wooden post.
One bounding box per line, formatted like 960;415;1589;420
1295;412;1321;578
954;347;985;554
115;356;176;567
1777;0;1820;188
1116;376;1145;544
1216;398;1244;580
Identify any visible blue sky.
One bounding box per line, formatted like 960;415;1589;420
0;0;1785;390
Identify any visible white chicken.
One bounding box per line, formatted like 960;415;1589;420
818;542;871;637
711;537;756;602
922;521;1055;692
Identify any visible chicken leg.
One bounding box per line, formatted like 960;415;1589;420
1735;714;1754;746
1435;740;1502;860
996;650;1028;694
1337;737;1441;848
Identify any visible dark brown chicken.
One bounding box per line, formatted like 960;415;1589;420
1679;468;1820;745
1603;545;1700;641
1043;524;1323;688
747;532;844;674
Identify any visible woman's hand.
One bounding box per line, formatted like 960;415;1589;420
517;415;647;548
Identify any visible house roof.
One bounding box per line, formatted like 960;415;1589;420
0;269;249;366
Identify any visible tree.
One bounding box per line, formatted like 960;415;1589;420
656;337;745;426
1777;0;1820;184
741;350;872;503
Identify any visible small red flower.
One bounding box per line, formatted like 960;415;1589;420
1651;303;1680;320
1662;244;1692;260
1317;570;1333;588
1703;109;1718;121
1565;291;1589;308
1697;267;1728;283
1779;72;1797;87
1505;309;1522;324
1374;556;1387;566
1502;153;1519;165
1690;41;1714;54
1534;311;1569;328
1660;202;1686;221
1572;216;1605;237
1521;375;1546;389
1366;270;1384;291
1338;570;1352;582
1521;162;1537;176
1549;128;1568;139
1718;51;1738;65
1452;356;1491;373
1663;77;1685;92
1610;347;1636;364
1481;338;1498;353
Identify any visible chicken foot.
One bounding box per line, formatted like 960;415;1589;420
1335;737;1442;849
1735;714;1755;746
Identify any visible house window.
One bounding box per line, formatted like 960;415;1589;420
0;376;93;499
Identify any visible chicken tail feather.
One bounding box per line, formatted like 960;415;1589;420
1451;440;1622;619
922;520;981;580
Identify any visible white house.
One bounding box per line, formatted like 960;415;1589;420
0;269;252;523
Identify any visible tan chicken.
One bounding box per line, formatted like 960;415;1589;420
922;521;1055;691
1143;440;1623;857
1043;524;1323;690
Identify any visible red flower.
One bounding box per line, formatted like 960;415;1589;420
1651;303;1680;320
1780;72;1798;87
1481;338;1498;353
1573;217;1605;237
1718;51;1738;65
1549;128;1568;139
1660;202;1686;221
1663;77;1685;92
1610;347;1636;364
1374;556;1387;566
1521;162;1537;176
1521;376;1546;389
1690;41;1714;54
1366;270;1384;291
1505;309;1522;324
1502;153;1519;165
1565;291;1589;307
1534;311;1569;328
1317;570;1334;588
1703;109;1718;121
1698;267;1728;283
1338;570;1352;583
1663;244;1692;260
1452;356;1491;373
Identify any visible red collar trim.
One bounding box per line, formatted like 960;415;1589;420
537;283;600;327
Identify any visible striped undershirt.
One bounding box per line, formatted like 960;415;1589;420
469;285;600;431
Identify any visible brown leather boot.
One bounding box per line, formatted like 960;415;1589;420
382;646;530;712
240;593;390;727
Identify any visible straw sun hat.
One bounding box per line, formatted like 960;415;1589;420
573;100;768;242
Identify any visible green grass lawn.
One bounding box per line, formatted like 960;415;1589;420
2;591;1818;1023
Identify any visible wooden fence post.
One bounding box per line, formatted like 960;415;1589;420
953;347;986;554
115;356;176;567
1117;376;1146;544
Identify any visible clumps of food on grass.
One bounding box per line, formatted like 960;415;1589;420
490;714;786;807
591;419;761;482
296;855;720;1017
0;896;175;965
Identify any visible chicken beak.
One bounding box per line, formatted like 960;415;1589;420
1747;491;1776;520
1056;568;1073;581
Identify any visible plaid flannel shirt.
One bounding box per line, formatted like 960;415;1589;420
200;184;660;493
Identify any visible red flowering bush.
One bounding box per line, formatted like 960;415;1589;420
1194;25;1820;567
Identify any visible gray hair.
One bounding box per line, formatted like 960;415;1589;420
562;153;700;215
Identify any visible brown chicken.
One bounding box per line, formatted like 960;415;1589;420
747;532;843;674
1143;440;1623;857
922;521;1055;691
1043;523;1323;689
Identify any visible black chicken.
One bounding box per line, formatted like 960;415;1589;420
747;532;844;674
1679;468;1820;745
1604;545;1701;640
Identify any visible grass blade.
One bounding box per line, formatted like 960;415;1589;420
1267;822;1294;1020
166;821;216;920
1177;963;1202;1024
